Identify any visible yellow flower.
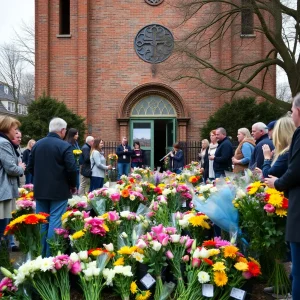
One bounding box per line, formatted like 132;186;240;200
268;194;283;208
157;184;166;188
247;181;263;195
101;213;108;219
237;257;248;264
234;262;248;271
72;230;85;240
212;262;226;272
73;149;82;155
118;246;135;255
103;223;109;232
265;188;281;195
132;252;144;263
113;257;125;266
130;281;138;294
275;208;287;217
208;249;220;257
90;249;103;257
223;245;239;258
136;290;152;300
61;211;71;222
214;271;228;287
189;215;211;229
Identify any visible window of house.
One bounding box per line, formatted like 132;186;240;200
4;86;9;94
59;0;70;35
8;102;15;112
241;0;254;35
18;104;22;114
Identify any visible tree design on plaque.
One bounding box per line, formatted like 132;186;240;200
145;0;164;5
134;24;174;64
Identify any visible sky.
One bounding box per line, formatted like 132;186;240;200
0;0;34;44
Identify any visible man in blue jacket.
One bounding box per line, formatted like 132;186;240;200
27;117;77;257
116;137;132;180
250;122;274;169
209;127;233;178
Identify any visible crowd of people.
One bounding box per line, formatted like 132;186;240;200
1;93;300;298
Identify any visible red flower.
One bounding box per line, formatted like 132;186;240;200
129;178;135;183
153;187;162;194
38;212;50;218
264;194;270;202
203;258;213;265
24;215;40;224
282;198;288;209
202;240;216;248
247;262;261;277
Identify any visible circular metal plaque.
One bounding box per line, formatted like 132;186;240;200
134;24;174;64
145;0;164;6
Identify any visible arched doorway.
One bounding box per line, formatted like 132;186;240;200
117;83;190;169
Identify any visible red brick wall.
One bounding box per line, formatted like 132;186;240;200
35;0;276;141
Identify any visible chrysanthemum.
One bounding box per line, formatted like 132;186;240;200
223;245;239;258
275;208;287;217
136;290;151;300
248;261;261;277
189;215;210;229
118;246;135;255
61;211;71;221
113;257;125;266
234;262;248;271
72;230;85;239
247;182;263;195
268;194;283;208
212;261;226;272
130;281;138;294
202;240;217;248
208;249;220;257
214;271;228;287
237;257;248;264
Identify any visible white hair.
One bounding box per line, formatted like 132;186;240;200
49;118;67;133
86;136;94;143
252;122;268;134
293;93;300;108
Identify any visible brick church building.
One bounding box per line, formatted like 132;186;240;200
35;0;276;168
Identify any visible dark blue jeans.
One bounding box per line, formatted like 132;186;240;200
36;199;68;257
131;162;142;168
25;173;33;184
117;163;130;180
215;171;225;178
291;242;300;298
90;177;104;192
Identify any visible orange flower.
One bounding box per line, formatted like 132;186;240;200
223;245;239;258
202;240;216;248
247;261;261;277
121;189;130;198
24;215;41;224
203;258;213;265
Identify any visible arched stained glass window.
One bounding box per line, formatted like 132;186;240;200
131;95;176;117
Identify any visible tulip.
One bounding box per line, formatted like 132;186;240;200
108;211;120;221
136;239;147;249
103;243;114;252
70;261;82;275
192;258;201;268
166;250;174;259
152;224;164;235
182;255;189;262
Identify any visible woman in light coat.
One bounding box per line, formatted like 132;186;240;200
89;138;112;191
0;116;25;239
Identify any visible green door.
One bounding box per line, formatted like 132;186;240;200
130;120;154;169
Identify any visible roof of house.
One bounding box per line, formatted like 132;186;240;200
0;82;27;105
0;100;13;116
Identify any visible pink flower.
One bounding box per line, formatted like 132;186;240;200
157;233;169;244
152;224;164;236
264;204;275;213
83;211;90;219
108;211;120;221
214;237;231;248
242;271;253;279
146;211;155;218
192;258;201;268
185;238;194;249
152;201;159;211
182;255;189;262
166;250;174;259
88;192;95;199
70;261;82;275
165;227;177;235
77;201;88;208
110;193;120;202
180;236;188;245
54;228;69;238
136;239;147;249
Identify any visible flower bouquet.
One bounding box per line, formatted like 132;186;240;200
47;228;70;256
88;188;111;215
108;153;118;182
67;195;89;211
61;209;90;231
18;184;34;200
4;213;49;257
12;200;36;219
73;149;82;165
130;281;152;300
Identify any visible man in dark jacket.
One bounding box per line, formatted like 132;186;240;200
265;93;300;299
169;143;184;174
209;127;233;178
249;122;274;169
116;137;132;180
79;136;94;195
27;117;77;257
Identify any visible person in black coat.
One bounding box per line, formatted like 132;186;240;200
22;139;36;184
169;143;184;174
209;127;233;178
116;137;132;179
265;93;300;299
250;122;274;169
27;117;77;257
79;136;94;195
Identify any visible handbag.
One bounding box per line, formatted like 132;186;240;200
80;163;95;178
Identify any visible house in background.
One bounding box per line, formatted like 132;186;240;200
0;82;29;116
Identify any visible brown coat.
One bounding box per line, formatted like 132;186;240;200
233;138;256;173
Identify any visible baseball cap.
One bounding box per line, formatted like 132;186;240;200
267;120;276;131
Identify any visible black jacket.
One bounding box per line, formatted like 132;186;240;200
80;143;92;177
213;137;233;173
274;127;300;242
169;149;184;171
116;144;132;163
202;148;209;181
27;132;77;201
249;134;274;169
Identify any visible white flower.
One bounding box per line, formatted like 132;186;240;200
236;189;246;199
114;265;133;277
171;188;176;194
120;211;130;218
83;268;93;278
129;195;136;201
79;251;88;261
70;253;79;262
73;211;82;216
162;189;171;196
121;232;128;238
210;187;218;193
170;234;180;243
178;219;189;228
135;186;143;193
132;252;144;263
103;268;116;286
198;271;210;283
151;241;162;252
194;247;210;259
103;243;114;252
40;257;55;272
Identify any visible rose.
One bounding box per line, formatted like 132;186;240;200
264;203;276;213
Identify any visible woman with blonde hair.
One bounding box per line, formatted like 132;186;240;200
198;139;209;181
207;130;218;180
260;116;296;178
232;128;255;173
22;139;36;184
